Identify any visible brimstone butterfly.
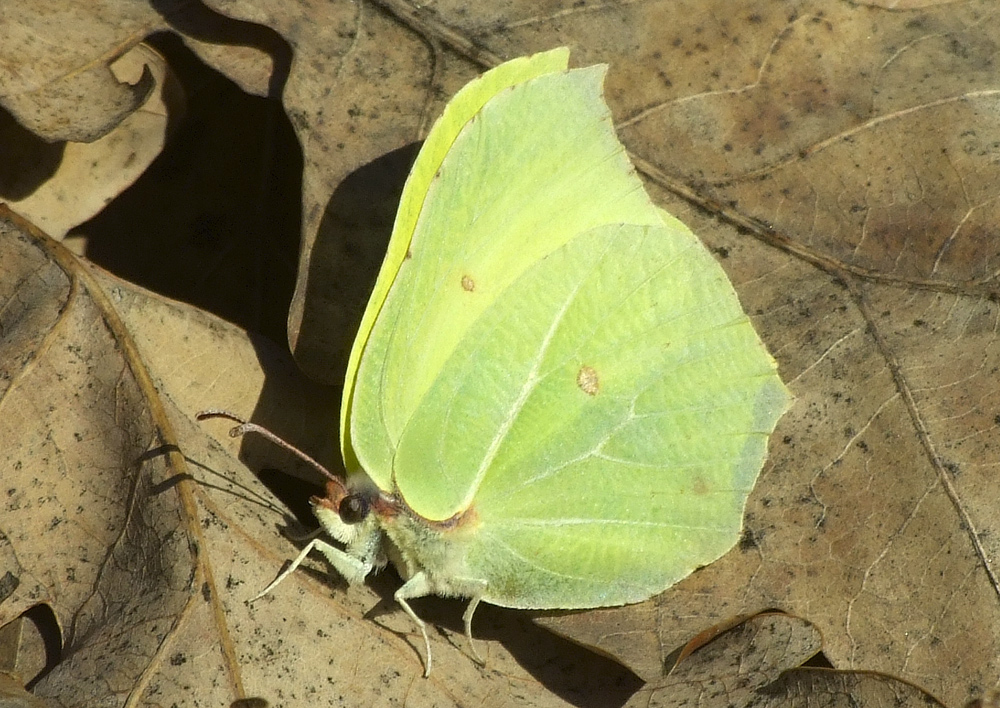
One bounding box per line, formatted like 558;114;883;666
250;47;790;676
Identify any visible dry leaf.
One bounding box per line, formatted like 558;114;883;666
0;209;210;702
626;613;946;707
3;0;1000;706
0;1;275;143
0;2;159;142
3;44;181;239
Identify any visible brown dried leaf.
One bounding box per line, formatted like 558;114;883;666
0;2;162;142
0;209;219;703
757;669;946;708
0;1;276;143
2;44;180;238
624;613;946;708
4;0;1000;706
0;671;49;708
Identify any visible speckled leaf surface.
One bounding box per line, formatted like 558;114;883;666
1;1;999;706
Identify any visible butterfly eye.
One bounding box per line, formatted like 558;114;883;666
339;494;370;524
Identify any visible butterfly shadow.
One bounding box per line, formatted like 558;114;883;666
295;142;422;385
361;572;643;708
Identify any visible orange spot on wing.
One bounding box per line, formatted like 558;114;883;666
577;365;599;395
691;477;710;496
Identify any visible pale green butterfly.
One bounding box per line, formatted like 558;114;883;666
243;47;790;676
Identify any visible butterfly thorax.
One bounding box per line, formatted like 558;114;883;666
315;472;483;596
376;495;483;596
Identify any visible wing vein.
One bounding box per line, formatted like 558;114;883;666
481;531;600;583
466;276;588;502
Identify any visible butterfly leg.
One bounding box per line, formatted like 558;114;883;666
395;573;488;676
462;590;487;666
253;537;372;601
394;572;435;676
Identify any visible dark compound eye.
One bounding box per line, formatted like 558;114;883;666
339;494;370;524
